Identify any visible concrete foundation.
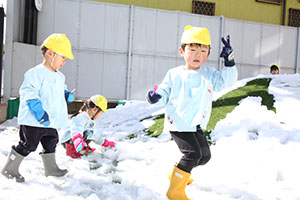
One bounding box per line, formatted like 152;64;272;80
0;99;8;123
0;99;118;124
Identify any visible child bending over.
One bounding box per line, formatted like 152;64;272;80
61;95;116;159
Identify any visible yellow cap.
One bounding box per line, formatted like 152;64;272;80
270;64;280;70
90;95;108;113
42;33;74;60
181;25;211;45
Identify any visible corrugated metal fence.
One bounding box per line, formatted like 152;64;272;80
5;0;300;101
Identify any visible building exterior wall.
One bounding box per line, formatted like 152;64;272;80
91;0;300;26
4;0;300;101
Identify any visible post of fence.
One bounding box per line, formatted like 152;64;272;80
295;27;300;74
0;7;5;104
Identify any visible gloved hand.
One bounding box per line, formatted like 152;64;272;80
102;139;116;148
64;89;75;103
146;85;162;104
83;143;96;153
72;133;87;152
27;99;50;126
220;35;235;67
39;112;50;126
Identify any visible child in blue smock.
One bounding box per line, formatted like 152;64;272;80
61;95;116;159
146;26;238;200
1;34;75;182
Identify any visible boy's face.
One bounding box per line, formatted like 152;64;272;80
271;69;279;75
179;43;210;70
51;53;67;71
45;50;67;72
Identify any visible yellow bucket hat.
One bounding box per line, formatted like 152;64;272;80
90;95;108;113
181;25;211;45
42;33;74;60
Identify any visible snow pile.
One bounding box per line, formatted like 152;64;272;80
0;74;300;200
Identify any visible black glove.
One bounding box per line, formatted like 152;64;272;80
220;35;235;67
146;88;162;104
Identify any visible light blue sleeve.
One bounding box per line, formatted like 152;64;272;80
87;129;105;146
69;114;88;138
60;129;72;143
19;68;42;101
61;114;89;143
155;70;172;106
69;114;105;145
211;66;238;92
26;99;45;121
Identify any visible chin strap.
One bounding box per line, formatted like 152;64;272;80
50;53;58;72
91;108;101;120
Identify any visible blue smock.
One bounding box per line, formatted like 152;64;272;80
155;65;238;132
60;112;105;145
18;64;69;129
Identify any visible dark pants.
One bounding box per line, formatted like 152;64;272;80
170;127;211;173
14;125;59;156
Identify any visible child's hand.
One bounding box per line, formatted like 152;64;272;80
220;35;235;67
72;133;87;152
64;89;75;103
146;85;162;104
102;139;116;148
38;112;50;126
26;99;50;126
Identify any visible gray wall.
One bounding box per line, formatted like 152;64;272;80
4;0;300;101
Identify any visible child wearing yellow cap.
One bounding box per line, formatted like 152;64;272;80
270;64;280;74
1;33;75;182
146;26;238;200
60;95;116;159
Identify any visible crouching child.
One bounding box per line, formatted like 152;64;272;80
61;95;116;159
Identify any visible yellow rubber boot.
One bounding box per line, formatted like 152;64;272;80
166;166;190;200
168;171;194;185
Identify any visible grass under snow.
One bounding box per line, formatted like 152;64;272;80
144;78;275;140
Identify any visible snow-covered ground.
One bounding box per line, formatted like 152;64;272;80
1;74;300;200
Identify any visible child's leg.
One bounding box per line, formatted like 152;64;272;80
40;128;59;153
40;152;68;177
167;165;190;200
195;128;211;166
1;147;25;182
39;128;67;176
64;142;83;158
2;125;47;182
170;131;208;173
14;125;45;156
